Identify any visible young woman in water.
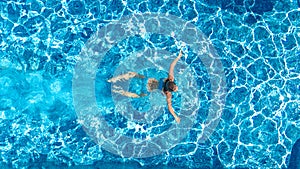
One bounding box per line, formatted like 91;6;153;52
107;50;183;123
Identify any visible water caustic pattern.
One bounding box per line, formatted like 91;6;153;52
73;13;226;161
0;0;299;168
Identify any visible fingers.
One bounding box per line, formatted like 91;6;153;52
175;116;181;124
179;50;183;57
176;50;183;59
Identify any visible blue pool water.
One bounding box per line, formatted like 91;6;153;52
0;0;300;168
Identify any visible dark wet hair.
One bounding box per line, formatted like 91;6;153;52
166;81;176;92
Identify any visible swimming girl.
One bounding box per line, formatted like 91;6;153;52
108;50;183;123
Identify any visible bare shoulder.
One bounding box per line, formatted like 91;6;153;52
168;74;174;81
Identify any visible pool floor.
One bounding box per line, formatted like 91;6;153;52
0;0;300;168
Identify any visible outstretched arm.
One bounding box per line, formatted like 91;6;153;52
166;92;181;123
168;50;183;81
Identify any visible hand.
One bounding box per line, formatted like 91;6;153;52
175;116;181;124
178;50;183;58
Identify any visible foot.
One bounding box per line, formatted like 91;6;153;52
107;78;116;83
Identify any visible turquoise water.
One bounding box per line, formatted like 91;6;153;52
0;0;300;168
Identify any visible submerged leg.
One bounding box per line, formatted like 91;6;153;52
107;72;145;83
111;85;146;98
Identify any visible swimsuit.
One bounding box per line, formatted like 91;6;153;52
159;78;173;93
148;77;173;93
157;78;166;91
163;79;171;93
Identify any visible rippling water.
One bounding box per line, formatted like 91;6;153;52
0;0;299;168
